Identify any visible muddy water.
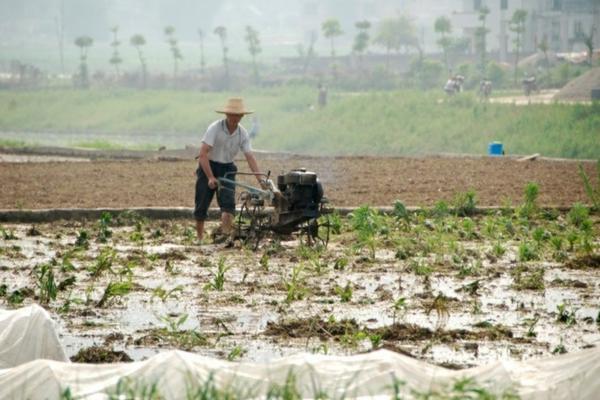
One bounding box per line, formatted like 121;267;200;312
0;217;598;369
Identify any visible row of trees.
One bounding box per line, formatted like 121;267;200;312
53;9;598;90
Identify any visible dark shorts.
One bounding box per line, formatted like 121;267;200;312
194;161;237;220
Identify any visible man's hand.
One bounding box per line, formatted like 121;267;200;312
208;177;218;189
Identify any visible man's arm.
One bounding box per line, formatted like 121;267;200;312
198;142;218;189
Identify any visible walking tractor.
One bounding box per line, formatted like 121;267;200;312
217;168;333;249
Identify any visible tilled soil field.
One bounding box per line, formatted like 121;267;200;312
1;149;599;393
0;151;598;210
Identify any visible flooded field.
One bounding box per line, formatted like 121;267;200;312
0;206;598;369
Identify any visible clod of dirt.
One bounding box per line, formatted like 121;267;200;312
103;332;125;345
70;346;132;363
565;254;600;269
265;316;360;340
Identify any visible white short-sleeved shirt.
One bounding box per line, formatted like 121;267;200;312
202;119;252;163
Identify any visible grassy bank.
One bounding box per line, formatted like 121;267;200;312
0;87;598;158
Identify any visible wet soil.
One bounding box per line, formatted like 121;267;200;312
0;151;598;209
1;214;598;368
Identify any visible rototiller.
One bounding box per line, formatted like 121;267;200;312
217;168;332;249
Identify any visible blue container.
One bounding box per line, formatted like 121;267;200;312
488;141;504;156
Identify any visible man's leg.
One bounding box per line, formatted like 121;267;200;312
194;166;214;241
221;212;234;234
196;220;205;240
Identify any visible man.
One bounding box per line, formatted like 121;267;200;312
195;97;263;242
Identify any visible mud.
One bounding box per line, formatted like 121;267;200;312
1;210;598;368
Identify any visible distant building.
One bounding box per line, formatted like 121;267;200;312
453;0;599;61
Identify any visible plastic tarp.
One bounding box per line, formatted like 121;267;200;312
0;305;67;369
0;305;599;399
0;347;599;399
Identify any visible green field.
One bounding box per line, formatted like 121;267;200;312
0;87;598;158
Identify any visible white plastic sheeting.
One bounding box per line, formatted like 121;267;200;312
0;305;67;368
0;347;599;399
0;305;599;399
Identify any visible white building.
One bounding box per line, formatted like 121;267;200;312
453;0;599;62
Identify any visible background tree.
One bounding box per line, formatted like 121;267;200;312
214;25;229;83
109;25;122;77
322;18;343;58
74;35;93;88
198;29;206;75
373;16;419;70
509;9;527;83
538;36;550;67
164;26;182;79
474;6;490;77
353;20;371;70
130;34;147;88
322;18;343;79
434;16;452;74
245;25;261;84
297;30;318;77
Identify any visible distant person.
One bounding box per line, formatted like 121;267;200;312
194;97;264;242
479;79;492;100
522;74;537;96
317;83;328;107
444;75;464;96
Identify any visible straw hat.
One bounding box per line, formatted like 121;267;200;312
215;97;253;115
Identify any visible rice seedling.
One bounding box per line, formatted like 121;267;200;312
152;285;183;302
226;345;247;361
453;189;477;217
96;280;133;307
568;203;592;236
369;333;383;349
204;257;230;291
7;289;26;307
524;315;540;338
259;252;270;271
283;264;308;303
335;282;353;303
160;313;189;333
391;297;407;324
491;241;506;258
556;303;577;326
33;263;57;304
410;259;433;276
350;205;386;260
333;256;349;270
74;229;89;249
0;226;17;240
393;200;410;222
97;212;113;243
519;182;540;219
552;340;567;354
457;260;481;278
518;241;538;262
459;218;477;240
88;247;117;277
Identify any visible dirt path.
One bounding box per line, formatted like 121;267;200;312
1;151;596;209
